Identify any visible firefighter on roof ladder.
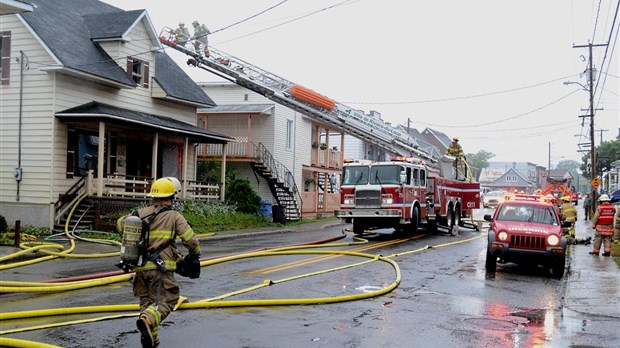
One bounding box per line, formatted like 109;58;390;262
191;20;210;58
174;22;190;47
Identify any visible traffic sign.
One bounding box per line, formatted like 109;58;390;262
591;178;601;188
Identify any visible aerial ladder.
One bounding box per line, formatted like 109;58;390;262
158;27;437;164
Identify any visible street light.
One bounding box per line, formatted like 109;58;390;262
563;80;589;91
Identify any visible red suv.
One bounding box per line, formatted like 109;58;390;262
484;194;571;278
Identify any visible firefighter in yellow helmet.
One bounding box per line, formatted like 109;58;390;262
560;195;577;244
446;136;464;158
174;21;190;47
117;177;201;348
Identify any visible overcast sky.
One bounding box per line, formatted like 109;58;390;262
104;0;619;169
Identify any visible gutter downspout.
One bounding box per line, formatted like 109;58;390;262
16;51;25;201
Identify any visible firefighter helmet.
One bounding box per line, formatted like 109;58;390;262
179;21;185;26
598;194;611;202
148;178;176;198
561;196;571;202
453;136;459;141
164;177;182;196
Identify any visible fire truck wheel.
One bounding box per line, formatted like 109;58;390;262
409;206;420;233
446;205;456;228
454;205;462;227
353;220;365;236
485;249;497;272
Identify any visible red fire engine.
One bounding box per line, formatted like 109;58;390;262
335;156;481;235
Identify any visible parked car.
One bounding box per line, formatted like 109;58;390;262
610;189;620;204
482;191;506;208
483;194;571;279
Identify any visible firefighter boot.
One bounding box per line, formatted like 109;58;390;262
137;315;155;348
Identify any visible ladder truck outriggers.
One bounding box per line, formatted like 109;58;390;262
336;156;481;235
158;27;481;230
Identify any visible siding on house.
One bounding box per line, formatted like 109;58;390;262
199;82;314;202
0;8;222;227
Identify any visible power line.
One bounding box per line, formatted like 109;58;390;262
216;0;357;44
411;89;581;128
342;75;578;105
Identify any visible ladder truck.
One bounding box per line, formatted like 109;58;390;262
159;28;481;233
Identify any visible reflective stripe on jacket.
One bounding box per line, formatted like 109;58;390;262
592;202;615;235
560;202;577;222
130;202;201;271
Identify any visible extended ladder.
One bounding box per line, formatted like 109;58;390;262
159;28;435;162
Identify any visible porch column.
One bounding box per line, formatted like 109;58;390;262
221;143;227;202
246;114;252;156
182;137;189;198
97;122;105;197
152;133;159;179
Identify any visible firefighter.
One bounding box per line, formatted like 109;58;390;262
614;202;620;243
174;22;190;47
445;136;464;158
191;20;210;58
560;195;577;244
589;194;615;256
117;177;201;348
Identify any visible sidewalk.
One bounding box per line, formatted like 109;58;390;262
564;217;620;318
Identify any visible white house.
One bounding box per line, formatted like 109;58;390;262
0;0;232;228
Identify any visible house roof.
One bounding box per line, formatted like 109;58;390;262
197;104;275;114
399;126;442;159
486;167;534;188
20;0;215;106
1;0;34;14
55;102;233;143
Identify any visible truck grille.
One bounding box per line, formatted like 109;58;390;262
510;235;545;250
355;190;381;208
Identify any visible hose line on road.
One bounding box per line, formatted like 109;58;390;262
0;232;485;345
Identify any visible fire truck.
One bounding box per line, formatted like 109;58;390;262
158;27;481;230
335;156;481;235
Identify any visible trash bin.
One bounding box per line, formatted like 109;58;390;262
272;205;286;224
260;200;272;220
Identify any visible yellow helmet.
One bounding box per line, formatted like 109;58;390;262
164;177;182;195
453;136;459;141
561;196;571;202
179;21;185;26
148;178;176;198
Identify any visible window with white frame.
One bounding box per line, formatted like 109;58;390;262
126;57;150;88
286;119;293;150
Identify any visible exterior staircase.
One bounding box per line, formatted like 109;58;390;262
52;197;97;235
250;142;301;222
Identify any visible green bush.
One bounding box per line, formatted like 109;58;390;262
225;179;262;214
0;215;7;233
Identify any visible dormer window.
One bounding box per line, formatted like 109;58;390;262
126;57;149;88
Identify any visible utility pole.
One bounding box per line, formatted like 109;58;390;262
573;42;607;208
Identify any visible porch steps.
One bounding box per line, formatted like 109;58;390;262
52;198;97;235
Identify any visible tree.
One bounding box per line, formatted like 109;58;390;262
465;150;495;171
580;140;620;179
556;159;580;175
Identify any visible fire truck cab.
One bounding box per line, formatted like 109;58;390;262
335;156;480;235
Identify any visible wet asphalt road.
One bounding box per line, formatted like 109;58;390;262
1;209;619;348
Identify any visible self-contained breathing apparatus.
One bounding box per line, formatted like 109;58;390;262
117;208;170;273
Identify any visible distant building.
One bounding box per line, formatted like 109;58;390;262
485;167;535;193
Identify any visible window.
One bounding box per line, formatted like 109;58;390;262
286;119;293;150
66;127;105;178
1;31;11;85
126;57;149;88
